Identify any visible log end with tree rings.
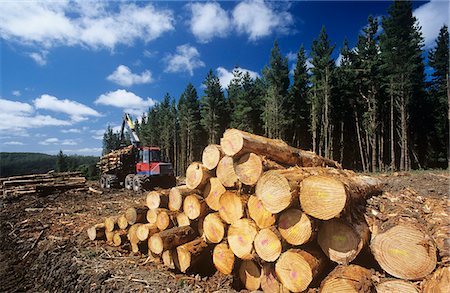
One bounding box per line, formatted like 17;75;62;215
156;210;173;231
220;128;244;156
149;233;163;255
320;265;373;293
254;227;282;262
146;209;158;224
112;230;127;247
370;223;437;280
247;195;276;229
203;212;225;243
183;194;206;220
186;162;210;190
255;170;293;214
168;185;192;212
136;223;158;241
117;214;128;230
176;212;190;227
162;250;175;270
318;218;369;265
228;218;258;260
202;144;223;170
216;156;239;188
299;175;347;220
146;190;166;210
104;216;116;232
213;242;235;275
204;177;226;211
218;190;244;224
176;238;209;273
376;280;419;293
261;263;290;293
239;260;261;291
234;152;263;186
278;208;314;246
87;223;105;241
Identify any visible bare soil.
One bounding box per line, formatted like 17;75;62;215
0;170;448;293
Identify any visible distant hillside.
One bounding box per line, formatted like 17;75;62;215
0;152;99;179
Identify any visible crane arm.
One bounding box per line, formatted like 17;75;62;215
120;113;141;148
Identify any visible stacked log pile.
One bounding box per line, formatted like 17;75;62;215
87;129;449;292
1;171;87;198
97;145;135;173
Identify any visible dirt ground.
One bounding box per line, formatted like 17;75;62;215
0;170;448;293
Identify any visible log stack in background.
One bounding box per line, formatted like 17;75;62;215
87;129;449;292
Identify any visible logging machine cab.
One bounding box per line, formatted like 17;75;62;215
136;147;173;176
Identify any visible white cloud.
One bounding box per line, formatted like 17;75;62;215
4;141;24;145
12;90;21;97
335;53;343;67
34;94;101;121
232;0;293;41
91;129;105;140
63;147;102;155
188;2;231;43
95;89;156;115
414;0;449;48
39;137;78;146
29;50;48;66
0;1;174;50
0;98;34;114
286;51;297;62
216;67;260;89
107;65;152;87
165;44;205;76
61;128;81;133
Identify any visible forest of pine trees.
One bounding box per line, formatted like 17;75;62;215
103;1;449;175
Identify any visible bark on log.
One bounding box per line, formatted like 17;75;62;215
300;173;381;220
421;266;449;293
104;216;117;232
218;191;247;225
203;177;226;211
239;260;261;291
168;185;196;211
175;237;210;273
254;227;283;262
220;128;341;168
202;144;224;170
186;162;211;190
278;208;315;246
213;242;235;275
183;194;208;220
376;280;419;293
117;214;128;230
275;248;327;293
247;195;276;229
318;217;370;265
87;223;106;240
203;212;226;243
125;207;149;225
216;156;240;188
136;223;159;241
261;263;290;293
146;190;169;210
370;219;437;280
319;265;373;293
149;226;197;255
234;153;284;186
228;218;258;260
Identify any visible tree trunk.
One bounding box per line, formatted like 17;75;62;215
234;153;284;186
202;144;224;170
112;230;127;247
186;162;211;190
104;216;117;232
203;177;226;211
216;156;240;188
247;195;276;229
319;265;373;293
239;260;261;291
125;207;149;225
183;194;208;220
87;223;105;241
203;212;226;243
218;191;247;224
168;185;196;212
354;108;367;172
390;81;395;171
175;237;210;273
261;263;290;293
278;208;315;246
117;214;128;230
162;250;175;269
136;223;158;241
146;190;169;210
149;226;197;255
156;209;176;231
228;218;258;260
254;226;283;262
213;242;235;275
376;280;419;293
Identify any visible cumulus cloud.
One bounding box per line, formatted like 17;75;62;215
39;137;78;146
414;0;449;48
34;94;101;122
216;67;260;89
286;51;297;62
63;147;102;155
61;128;82;133
95;89;156;115
0;1;174;50
188;2;231;43
165;44;205;76
232;0;293;41
4;141;24;145
29;51;48;66
0;98;34;114
107;65;153;87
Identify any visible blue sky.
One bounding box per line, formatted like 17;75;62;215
0;0;448;156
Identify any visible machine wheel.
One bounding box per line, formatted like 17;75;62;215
133;175;143;192
105;177;112;189
125;174;134;190
100;175;107;189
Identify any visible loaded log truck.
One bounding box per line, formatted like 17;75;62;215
98;113;176;191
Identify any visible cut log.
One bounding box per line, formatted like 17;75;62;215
146;190;169;210
168;185;195;211
127;224;142;244
156;209;175;231
228;218;258;260
203;212;226;243
117;214;128;230
136;223;158;241
162;250;175;269
370;220;437;280
202;144;224;170
87;223;105;241
175;237;210;273
213;242;235;275
278;208;315;246
234;153;283;186
261;263;290;293
275;248;326;293
376;280;419;293
254;227;282;262
105;230;114;243
421;266;449;293
300;174;381;220
112;230;127;247
146;208;160;224
149;226;197;255
216;156;240;188
220;128;341;168
247;195;276;229
176;212;191;227
239;260;261;291
203;177;226;211
218;191;246;225
186;162;211;190
125;207;149;225
318;217;370;265
320;265;373;293
104;216;117;232
183;194;208;220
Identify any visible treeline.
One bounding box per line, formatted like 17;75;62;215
103;1;448;175
0;151;99;179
